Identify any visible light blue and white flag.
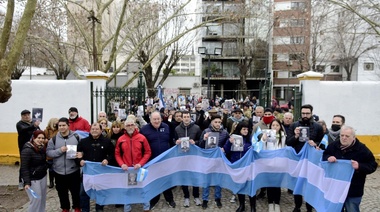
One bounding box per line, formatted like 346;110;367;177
252;126;262;142
83;145;354;212
157;85;165;110
320;134;329;148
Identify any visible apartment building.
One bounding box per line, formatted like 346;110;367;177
272;0;312;101
198;0;268;100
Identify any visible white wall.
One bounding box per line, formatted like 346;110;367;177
0;80;91;132
162;76;201;97
301;80;380;135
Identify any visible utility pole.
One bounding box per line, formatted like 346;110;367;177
88;10;101;71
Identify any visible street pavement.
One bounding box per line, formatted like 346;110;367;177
1;165;378;212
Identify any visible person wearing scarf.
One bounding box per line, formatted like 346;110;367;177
323;125;377;212
20;130;48;212
327;114;345;144
223;108;249;135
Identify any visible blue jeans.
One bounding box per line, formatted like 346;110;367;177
202;186;221;201
343;197;362;212
124;202;150;212
80;183;104;212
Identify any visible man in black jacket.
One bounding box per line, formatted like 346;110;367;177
77;123;115;212
16;109;40;190
286;104;324;212
323;125;377;212
174;111;202;207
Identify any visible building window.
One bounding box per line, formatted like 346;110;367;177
290;36;305;44
316;65;325;72
289;53;305;60
364;63;374;71
331;65;340;73
290;70;302;77
290;19;305;27
291;2;306;10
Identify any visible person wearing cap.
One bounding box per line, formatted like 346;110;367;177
115;118;152;211
222;108;249;135
16;109;41;190
77;123;115;212
68;107;90;132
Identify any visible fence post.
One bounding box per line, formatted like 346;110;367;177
85;71;108;123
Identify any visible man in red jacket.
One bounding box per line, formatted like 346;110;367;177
115;118;152;212
68;107;90;132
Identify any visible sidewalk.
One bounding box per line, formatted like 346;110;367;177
2;165;378;212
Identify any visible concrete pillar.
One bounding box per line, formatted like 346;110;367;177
297;71;323;105
85;71;109;123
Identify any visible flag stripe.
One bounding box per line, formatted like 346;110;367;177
83;145;354;210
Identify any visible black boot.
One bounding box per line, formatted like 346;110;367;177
48;171;54;188
236;194;245;212
249;195;256;212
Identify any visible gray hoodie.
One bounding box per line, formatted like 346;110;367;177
46;131;80;175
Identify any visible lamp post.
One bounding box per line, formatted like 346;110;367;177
198;47;222;100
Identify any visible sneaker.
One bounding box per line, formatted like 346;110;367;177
230;195;236;203
183;198;190;207
194;198;202;206
215;199;222;208
74;208;81;212
18;182;23;191
202;200;208;209
167;200;176;208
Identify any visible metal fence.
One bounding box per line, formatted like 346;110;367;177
91;72;145;122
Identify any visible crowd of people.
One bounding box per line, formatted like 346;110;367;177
16;99;377;212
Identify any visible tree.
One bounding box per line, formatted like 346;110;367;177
0;0;38;103
329;3;379;80
120;0;202;97
327;0;380;36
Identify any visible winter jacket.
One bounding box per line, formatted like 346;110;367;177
199;125;230;149
140;122;172;160
286;120;324;153
174;122;202;145
16;120;40;150
46;131;80;175
69;116;90;132
20;142;47;186
77;134;115;163
115;128;151;167
323;139;377;197
224;136;251;163
222;113;249;134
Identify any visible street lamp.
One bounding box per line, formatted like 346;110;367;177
198;47;222;99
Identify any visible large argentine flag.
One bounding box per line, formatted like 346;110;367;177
83;145;354;212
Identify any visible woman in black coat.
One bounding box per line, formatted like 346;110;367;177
20;130;48;212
